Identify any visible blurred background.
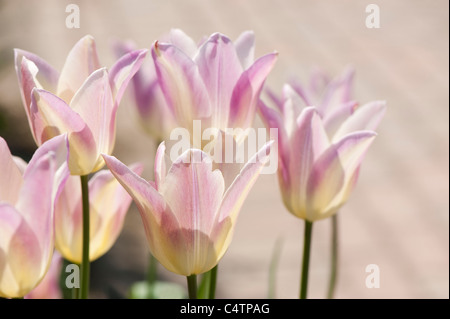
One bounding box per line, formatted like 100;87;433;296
0;0;448;298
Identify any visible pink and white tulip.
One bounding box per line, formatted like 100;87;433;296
113;39;176;142
14;35;148;175
103;141;272;276
0;135;69;298
152;30;277;146
54;164;143;264
260;83;386;221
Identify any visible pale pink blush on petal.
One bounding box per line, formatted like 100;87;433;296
0;138;24;205
229;52;278;129
57;35;101;103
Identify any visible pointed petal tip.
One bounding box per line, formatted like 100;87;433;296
157;140;166;153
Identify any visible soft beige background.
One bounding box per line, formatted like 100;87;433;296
0;0;448;298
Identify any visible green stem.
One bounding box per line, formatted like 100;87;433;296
327;214;338;299
147;254;158;284
186;275;197;299
208;265;218;299
300;220;313;299
80;175;90;299
146;254;158;298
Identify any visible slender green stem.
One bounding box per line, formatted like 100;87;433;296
300;221;313;299
147;254;158;284
80;175;90;299
208;265;218;299
327;214;338;299
146;254;158;298
186;275;197;299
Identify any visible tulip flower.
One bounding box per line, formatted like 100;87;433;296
102;141;272;282
113;39;175;142
25;252;62;299
268;66;355;117
152;30;277;146
14;35;148;175
260;87;385;220
54;163;143;264
260;78;386;298
0;135;69;298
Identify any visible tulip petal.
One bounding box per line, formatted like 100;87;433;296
195;33;243;130
16;140;62;259
0;203;41;298
333;101;386;141
307;131;377;220
234;30;255;70
166;28;198;59
288;107;329;219
108;49;148;106
154;142;166;190
57;35;101;103
289;78;314;107
152;42;211;125
265;87;284;112
323;101;358;138
229;52;278;129
70;68;114;172
258;101;290;202
282;84;304;136
319;67;354;114
12;157;28;175
88;163;144;261
0;138;24;205
54;175;82;263
112;40;174;140
31;88;97;175
219;141;272;223
28;134;70;208
25;252;62;299
214;141;272;260
161;149;225;239
6;135;69;297
14;51;59;121
159;149;225;274
102;154;181;272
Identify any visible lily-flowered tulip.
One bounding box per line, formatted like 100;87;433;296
113;39;175;142
55;164;143;264
25;252;62;299
268;66;355;117
0;135;69;298
260;86;386;221
152;30;277;146
14;35;148;175
103;141;272;276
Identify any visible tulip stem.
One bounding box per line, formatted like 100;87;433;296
208;265;218;299
187;275;197;299
146;253;158;298
300;221;313;299
80;175;90;299
327;214;338;299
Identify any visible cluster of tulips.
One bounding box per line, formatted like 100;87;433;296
0;29;385;299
